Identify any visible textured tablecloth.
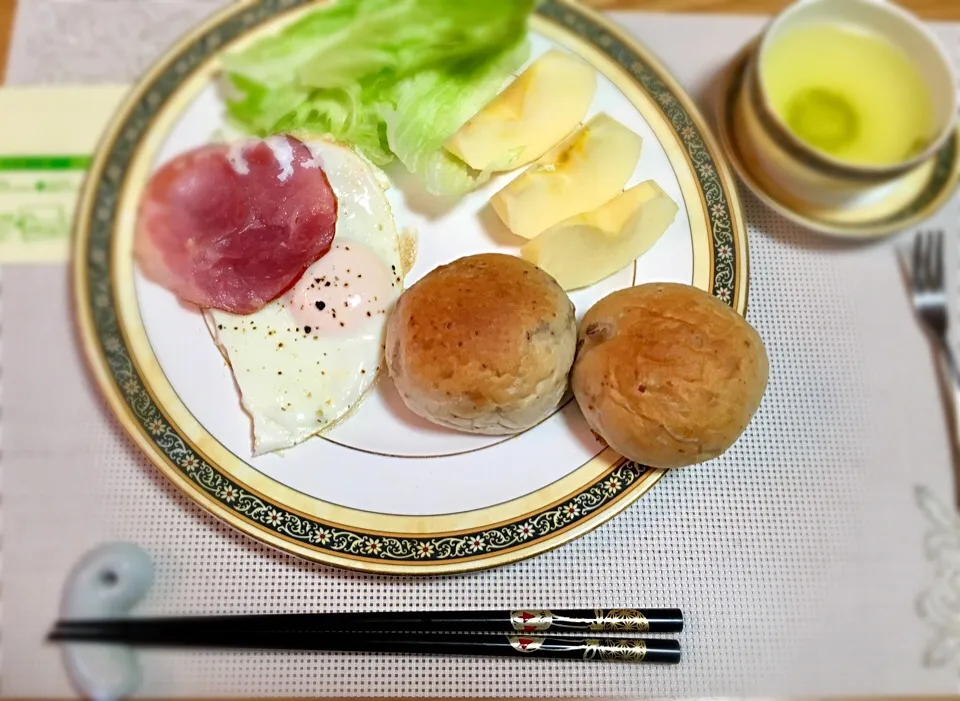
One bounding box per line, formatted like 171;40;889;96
4;2;960;697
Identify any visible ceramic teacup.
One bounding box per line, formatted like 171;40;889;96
734;0;958;208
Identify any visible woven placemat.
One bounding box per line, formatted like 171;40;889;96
3;5;960;697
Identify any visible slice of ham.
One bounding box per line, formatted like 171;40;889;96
135;135;338;314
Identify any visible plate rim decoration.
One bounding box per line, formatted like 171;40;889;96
73;0;749;574
716;42;960;240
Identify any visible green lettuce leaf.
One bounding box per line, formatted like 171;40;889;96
379;39;529;195
223;0;533;89
274;84;394;165
222;0;535;194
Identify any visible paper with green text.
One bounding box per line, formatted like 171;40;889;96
0;85;128;263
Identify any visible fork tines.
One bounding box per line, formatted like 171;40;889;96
913;229;945;293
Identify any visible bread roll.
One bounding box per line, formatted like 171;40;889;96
571;283;767;467
386;253;576;434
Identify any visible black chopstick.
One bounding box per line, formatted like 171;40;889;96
48;627;680;663
52;608;682;635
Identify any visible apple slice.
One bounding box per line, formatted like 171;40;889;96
444;50;597;172
521;181;678;291
491;113;642;239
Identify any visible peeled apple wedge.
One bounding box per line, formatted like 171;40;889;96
491;113;642;239
521;181;678;291
443;50;597;172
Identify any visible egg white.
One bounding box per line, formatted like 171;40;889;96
206;139;403;455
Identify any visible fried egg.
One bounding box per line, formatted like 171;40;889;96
206;139;404;455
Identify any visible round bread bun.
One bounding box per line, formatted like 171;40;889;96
386;253;576;434
571;283;768;468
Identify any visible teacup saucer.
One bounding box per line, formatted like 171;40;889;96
715;45;960;239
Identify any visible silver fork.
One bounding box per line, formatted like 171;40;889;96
902;230;960;508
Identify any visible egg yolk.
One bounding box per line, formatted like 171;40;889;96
285;241;395;335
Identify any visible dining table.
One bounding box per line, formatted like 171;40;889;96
3;0;960;698
2;0;959;83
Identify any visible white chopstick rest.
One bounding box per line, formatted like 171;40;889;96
60;543;154;701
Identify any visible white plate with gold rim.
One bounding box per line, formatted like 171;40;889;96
74;0;748;574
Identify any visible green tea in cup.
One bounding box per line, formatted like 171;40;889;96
749;0;957;179
760;22;934;167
